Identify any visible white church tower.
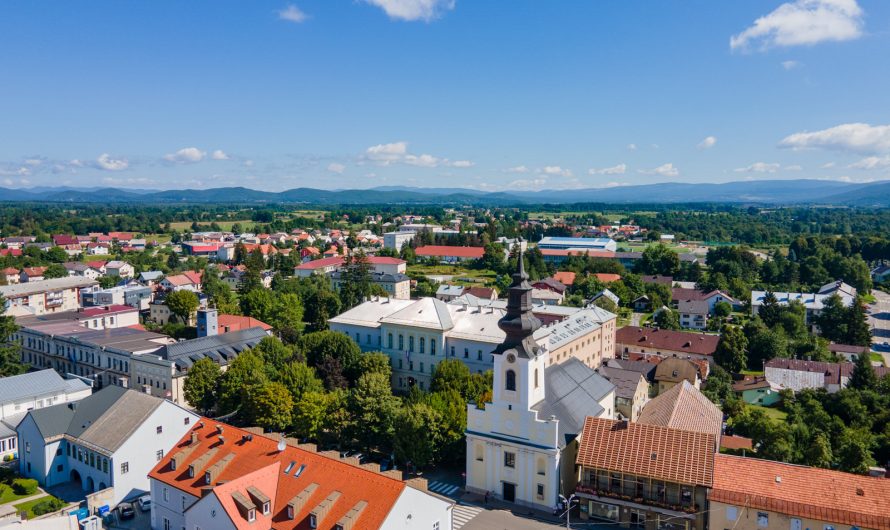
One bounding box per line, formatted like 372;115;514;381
465;243;562;511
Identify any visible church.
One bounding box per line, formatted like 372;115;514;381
465;246;615;512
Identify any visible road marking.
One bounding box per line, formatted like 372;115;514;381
427;480;461;497
453;504;483;530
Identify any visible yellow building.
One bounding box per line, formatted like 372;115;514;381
709;454;890;530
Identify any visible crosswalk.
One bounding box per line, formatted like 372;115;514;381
452;504;483;530
428;480;462;497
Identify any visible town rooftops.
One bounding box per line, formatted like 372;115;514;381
710;454;890;530
78;305;139;318
641;275;673;285
381;297;455;331
414;245;485;259
531;358;615;447
218;314;273;333
25;386;167;452
577;417;716;487
616;326;720;356
638;380;722;442
0;276;99;299
149;421;415;530
162;326;268;370
552;271;577;285
593;273;621;283
435;284;465;298
765;358;890;385
0;369;90;406
597;365;646;400
751;290;854;309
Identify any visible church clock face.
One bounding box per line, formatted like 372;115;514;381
506;353;516;363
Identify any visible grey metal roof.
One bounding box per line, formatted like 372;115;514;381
597;365;646;400
139;271;164;281
0;276;98;298
25;386;165;452
532;358;615;447
163;326;269;370
0;369;89;405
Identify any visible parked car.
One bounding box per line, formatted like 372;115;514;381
117;502;136;520
137;495;151;512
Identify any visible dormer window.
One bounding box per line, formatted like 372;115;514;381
204;471;211;485
309;514;318;528
262;501;270;515
287;505;295;520
247;508;256;522
505;369;516;391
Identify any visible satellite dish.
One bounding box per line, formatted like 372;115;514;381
277;438;286;452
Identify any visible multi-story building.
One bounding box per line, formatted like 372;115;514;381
148;421;453;530
331;270;411;300
575;417;716;530
383;231;416;251
17;305;140;332
708;454;890;530
615;326;719;364
537;236;617;252
465;255;615;512
0;370;92;461
751;290;854;326
17;386;198;506
81;284;152;310
329;297;616;391
1;277;98;316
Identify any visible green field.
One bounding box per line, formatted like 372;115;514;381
408;264;498;285
748;404;787;422
12;495;64;518
168;220;254;231
0;484;31;504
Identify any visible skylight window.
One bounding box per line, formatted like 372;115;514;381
294;464;306;477
284;461;296;474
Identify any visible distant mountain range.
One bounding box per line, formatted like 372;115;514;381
1;179;888;207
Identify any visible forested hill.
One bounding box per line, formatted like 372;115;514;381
1;179;889;206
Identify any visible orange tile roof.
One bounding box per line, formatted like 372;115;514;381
710;454;890;530
552;271;577;285
149;421;407;530
577;417;716;487
719;435;753;451
593;273;621;283
414;245;484;259
638;381;722;442
218;314;273;332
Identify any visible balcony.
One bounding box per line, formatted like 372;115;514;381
575;477;698;515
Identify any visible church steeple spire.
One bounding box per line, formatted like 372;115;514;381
494;240;542;358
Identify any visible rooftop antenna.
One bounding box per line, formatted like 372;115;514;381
277;438;286;452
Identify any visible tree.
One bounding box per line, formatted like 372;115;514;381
714;325;748;374
0;296;25;377
165;289;199;324
654;308;680;330
292;390;330;441
758;291;782;328
349;372;400;452
43;263;68;279
814;294;848;343
713;301;732;318
245;382;293;432
393;403;441;469
804;432;833;469
358;352;392;378
845;297;872;347
183;358;221;414
298;331;362;385
849;352;877;390
217;351;269;414
836;427;876;474
276;362;324;401
636;244;680;277
746;326;789;369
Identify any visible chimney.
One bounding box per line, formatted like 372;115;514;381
190;431;199;445
197;308;218;338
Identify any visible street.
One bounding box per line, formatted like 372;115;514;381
868;290;890;365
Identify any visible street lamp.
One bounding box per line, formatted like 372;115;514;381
558;494;579;529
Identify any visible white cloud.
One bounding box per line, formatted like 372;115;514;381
734;162;781;173
779;123;890;153
626;143;638;151
365;141;408;165
451;160;474;168
163;147;206;164
848;156;890;170
362;0;455;22
505;165;530;173
640;163;679;177
96;153;129;171
279;4;308;23
785;164;804;171
782;60;802;70
211;150;230;160
508;178;548;190
821;162;836;168
588;164;627;175
540;166;573;177
697;136;717;149
731;0;864;51
404;154;441;167
364;141;470;168
327;162;346;174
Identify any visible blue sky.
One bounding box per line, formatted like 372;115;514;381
1;0;889;191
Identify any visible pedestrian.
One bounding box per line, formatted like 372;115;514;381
484;491;489;504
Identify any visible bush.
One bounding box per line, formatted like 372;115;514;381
0;467;14;484
12;478;38;495
31;497;65;516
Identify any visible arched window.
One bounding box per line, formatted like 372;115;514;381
387;333;393;349
419;337;425;354
398;334;404;350
409;336;414;352
505;369;516;391
535;368;539;388
430;339;436;355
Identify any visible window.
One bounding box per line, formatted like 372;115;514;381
726;507;738;521
430;339;436;355
419;337;425;353
534;368;539;388
388;334;393;349
757;513;769;528
121;462;129;474
398;359;403;369
419;362;424;373
294;464;305;477
262;501;270;515
475;444;484;462
56;464;63;472
247;508;256;523
464;348;469;358
284;461;296;474
505;370;516;391
184;417;190;425
163;518;171;530
536;484;544;499
103;458;108;473
157;449;165;461
398;335;404;350
156;425;163;434
477;349;482;360
309;514;318;528
504;452;515;468
433;522;440;530
164;488;169;501
409;336;414;352
450;346;455;357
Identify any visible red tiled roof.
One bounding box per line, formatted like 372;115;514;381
79;305;138;317
86;260;107;269
638;381;722;441
463;286;497;299
21;267;47;277
710;454;890;530
2;267;18;275
593;273;621;283
415;245;484;259
366;256;405;265
552;271;577;285
719;435;753;451
243;243;278;255
53;234;79;246
149;421;408;530
296;256;344;270
108;232;134;240
577;417;716;487
218;314;273;332
616;326;720;356
0;249;23;257
183;270;203;285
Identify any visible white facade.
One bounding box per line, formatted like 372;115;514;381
1;277;97;316
383;231;415;251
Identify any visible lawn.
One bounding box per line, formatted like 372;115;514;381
407;264;499;285
748;404;787;422
12;495;64;518
870;353;885;365
0;484;31;504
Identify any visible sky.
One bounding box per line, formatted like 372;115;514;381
1;0;890;192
